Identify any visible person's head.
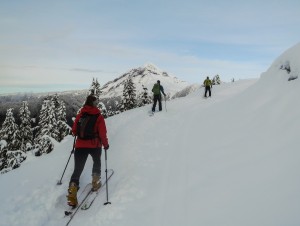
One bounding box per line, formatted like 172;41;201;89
84;95;98;107
157;80;160;84
207;76;209;79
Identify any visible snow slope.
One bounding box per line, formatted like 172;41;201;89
1;43;300;226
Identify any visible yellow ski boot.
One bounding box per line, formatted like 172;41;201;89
67;182;78;207
92;175;102;191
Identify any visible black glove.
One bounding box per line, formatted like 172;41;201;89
104;145;109;151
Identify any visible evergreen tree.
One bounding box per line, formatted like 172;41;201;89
107;105;116;117
36;99;59;141
34;136;54;156
121;77;137;111
138;86;152;107
116;98;123;113
89;78;102;98
51;94;70;142
98;102;108;118
34;99;58;155
19;101;33;151
0;110;26;173
115;99;124;115
56;101;70;141
0;140;8;172
107;99;121;116
89;78;106;115
0;108;21;150
0;141;26;173
215;74;221;84
211;77;216;85
212;74;221;85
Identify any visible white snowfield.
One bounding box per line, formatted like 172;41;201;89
1;43;300;226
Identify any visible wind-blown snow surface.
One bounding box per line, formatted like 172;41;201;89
1;55;300;225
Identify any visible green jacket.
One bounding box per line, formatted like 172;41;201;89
152;83;166;96
203;79;212;87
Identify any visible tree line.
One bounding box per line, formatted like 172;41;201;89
0;94;71;173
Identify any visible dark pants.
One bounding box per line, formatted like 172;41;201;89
205;86;211;97
70;148;102;187
152;94;162;112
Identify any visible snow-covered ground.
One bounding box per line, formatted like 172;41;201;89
1;43;300;226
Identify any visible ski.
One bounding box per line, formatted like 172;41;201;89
81;169;114;210
64;169;114;226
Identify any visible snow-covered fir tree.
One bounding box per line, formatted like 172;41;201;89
121;77;137;111
34;98;59;155
51;94;71;142
36;98;59;141
105;99;120;117
19;101;33;152
0;108;22;151
212;74;221;85
89;78;102;98
0;140;8;172
114;100;122;114
107;105;116;117
88;78;108;115
0;139;26;174
0;109;26;174
137;85;152;107
98;102;108;118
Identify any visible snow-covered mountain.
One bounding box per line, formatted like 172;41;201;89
1;42;300;226
100;63;190;98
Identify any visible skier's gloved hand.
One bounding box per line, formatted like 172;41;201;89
104;145;109;151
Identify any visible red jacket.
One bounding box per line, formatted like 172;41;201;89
72;105;109;149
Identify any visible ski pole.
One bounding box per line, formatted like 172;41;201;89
104;149;111;205
57;136;76;185
165;96;167;112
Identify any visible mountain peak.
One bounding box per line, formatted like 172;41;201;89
143;63;161;72
100;64;189;98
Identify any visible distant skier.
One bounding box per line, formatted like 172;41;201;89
152;80;166;112
67;95;109;207
203;76;212;97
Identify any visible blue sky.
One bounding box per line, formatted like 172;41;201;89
1;0;300;94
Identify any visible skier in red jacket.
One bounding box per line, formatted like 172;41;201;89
67;95;109;207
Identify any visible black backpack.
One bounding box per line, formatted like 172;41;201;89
77;113;100;140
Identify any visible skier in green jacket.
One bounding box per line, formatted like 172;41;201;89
152;80;166;112
203;76;212;97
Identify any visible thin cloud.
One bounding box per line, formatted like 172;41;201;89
69;68;120;75
70;68;104;73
